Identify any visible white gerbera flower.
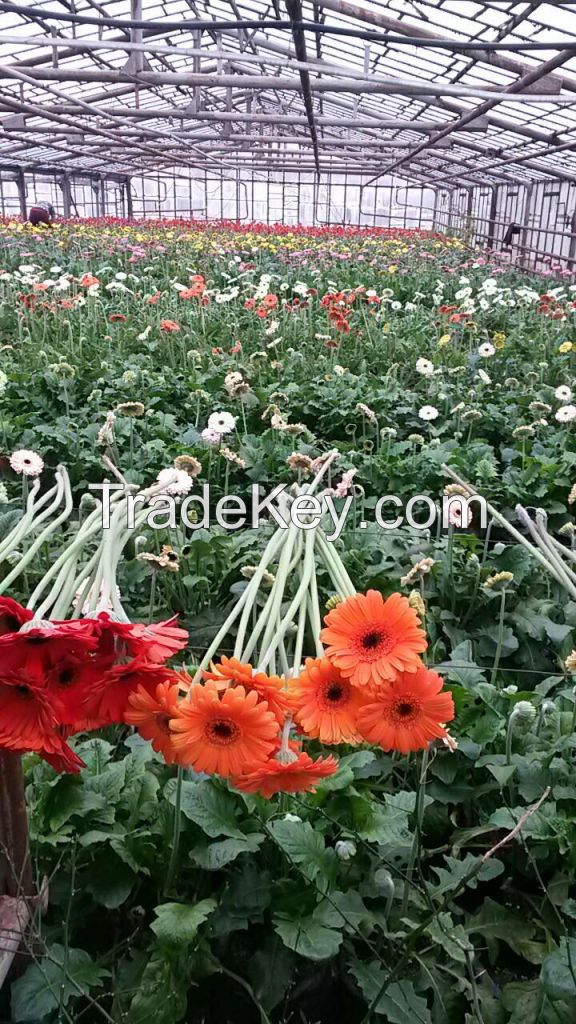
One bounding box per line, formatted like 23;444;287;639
9;449;44;476
208;411;237;435
156;468;193;496
555;405;576;423
418;405;439;421
478;343;496;358
416;358;434;376
201;427;222;445
555;385;573;403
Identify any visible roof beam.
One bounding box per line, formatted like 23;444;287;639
364;46;576;185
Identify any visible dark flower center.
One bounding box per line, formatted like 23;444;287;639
362;631;383;650
155;712;172;735
327;684;344;702
397;702;415;717
207;718;239;745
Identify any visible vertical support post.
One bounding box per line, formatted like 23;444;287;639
60;174;71;218
100;178;106;218
487;184;499;250
126;177;134;219
520;183;534;270
16;168;26;220
0;753;33;898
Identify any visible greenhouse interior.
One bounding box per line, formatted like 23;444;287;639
4;2;576;1023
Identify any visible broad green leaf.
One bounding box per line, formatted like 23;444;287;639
45;778;106;831
541;938;576;1001
468;898;535;961
151;898;217;947
315;890;372;931
190;833;264;870
431;854;504;896
167;779;244;838
273;914;342;960
86;850;135;909
126;953;188;1024
425;913;473;964
268;819;335;882
349;961;432;1022
248;937;295;1012
11;943;108;1022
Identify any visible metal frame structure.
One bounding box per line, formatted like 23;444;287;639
1;2;576;268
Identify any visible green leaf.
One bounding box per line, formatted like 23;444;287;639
151;899;217;947
431;854;504;896
315;890;372;932
167;779;244;838
11;943;108;1022
268;819;335;882
126;953;188;1024
248;937;295;1012
273;914;342;960
502;981;544;1023
45;778;106;831
356;799;413;847
190;834;264;870
349;961;432;1022
541;938;576;1001
86;850;135;909
468;898;535;961
425;912;474;964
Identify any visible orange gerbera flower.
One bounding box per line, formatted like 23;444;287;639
125;680;182;764
233;751;338;798
169;681;278;777
321;590;427;690
357;666;455;753
291;656;366;744
204;656;291;724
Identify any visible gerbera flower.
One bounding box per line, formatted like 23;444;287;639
357;666;454;753
169;681;278;777
418;405;439;421
9;449;44;476
85;661;180;725
204;656;291;724
95;613;188;663
159;319;180;333
556;405;576;423
155;467;193;496
478;342;495;358
125;679;182;764
233;751;338;797
415;358;434;376
555;385;573;403
0;618;99;677
207;411;237;435
0;675;56;750
0;597;33;636
291;657;366;744
321;590;427;690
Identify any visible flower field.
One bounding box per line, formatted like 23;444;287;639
2;217;576;1023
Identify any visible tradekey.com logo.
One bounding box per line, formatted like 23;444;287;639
89;483;488;542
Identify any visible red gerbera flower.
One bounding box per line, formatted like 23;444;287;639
233;751;338;797
108;313;127;323
0;618;99;677
85;661;181;725
95;613;188;663
0;674;85;774
0;597;33;636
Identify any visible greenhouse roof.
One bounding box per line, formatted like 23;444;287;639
0;1;576;185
